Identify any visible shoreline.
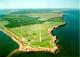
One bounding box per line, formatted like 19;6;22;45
0;23;66;57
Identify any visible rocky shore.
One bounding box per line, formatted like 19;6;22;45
0;23;66;57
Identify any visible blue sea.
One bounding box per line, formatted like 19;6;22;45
53;9;79;57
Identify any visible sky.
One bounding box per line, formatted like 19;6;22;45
0;0;79;9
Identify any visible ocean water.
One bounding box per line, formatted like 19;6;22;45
0;9;19;57
53;9;79;57
0;31;19;57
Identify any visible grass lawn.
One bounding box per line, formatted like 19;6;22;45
7;21;65;48
3;12;65;48
0;21;8;27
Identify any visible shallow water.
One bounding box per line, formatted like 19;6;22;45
0;31;19;57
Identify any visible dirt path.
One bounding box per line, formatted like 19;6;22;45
1;27;26;50
1;26;59;57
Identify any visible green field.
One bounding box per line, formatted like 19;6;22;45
2;12;65;48
7;22;64;48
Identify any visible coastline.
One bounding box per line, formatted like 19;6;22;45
0;9;78;57
0;22;66;57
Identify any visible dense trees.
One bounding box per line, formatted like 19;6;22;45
4;15;43;27
4;14;64;28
